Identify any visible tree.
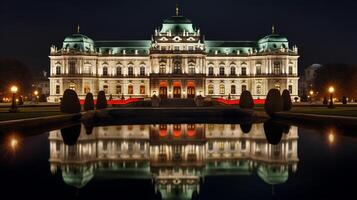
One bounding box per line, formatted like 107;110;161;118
239;90;254;109
96;91;107;109
60;89;81;113
342;96;347;105
84;92;94;111
264;89;283;116
281;89;292;111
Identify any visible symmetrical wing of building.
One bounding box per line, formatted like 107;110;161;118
49;123;299;200
48;7;299;102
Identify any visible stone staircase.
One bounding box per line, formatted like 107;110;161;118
159;98;196;107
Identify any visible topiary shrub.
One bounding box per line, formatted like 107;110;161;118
61;124;81;146
281;89;292;111
96;91;107;109
239;90;254;109
323;97;328;105
84;93;94;111
263;120;284;145
60;89;81;113
342;96;347;105
264;89;283;117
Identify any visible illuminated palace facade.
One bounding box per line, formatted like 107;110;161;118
48;8;299;102
49;123;299;200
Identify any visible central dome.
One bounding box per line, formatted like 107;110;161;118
160;15;196;34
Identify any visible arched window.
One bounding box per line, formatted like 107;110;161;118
56;85;60;94
241;67;247;76
256;85;262;95
230;67;236;75
83;65;91;74
103;85;109;94
219;84;225;94
219;66;225;76
56;66;61;75
241;85;247;93
116;67;122;76
231;85;236;94
159;64;166;74
140;66;145;76
69;83;76;91
84;85;90;93
208;84;214;95
208;66;214;76
116;85;121;94
188;65;195;75
128;66;134;76
256;65;262;75
128;85;133;94
140;85;145;94
102;67;108;76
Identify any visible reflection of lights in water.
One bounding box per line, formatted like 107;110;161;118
328;133;335;144
11;138;18;149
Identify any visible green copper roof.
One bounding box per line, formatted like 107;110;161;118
95;40;151;48
259;34;288;43
160;16;196;34
63;33;95;51
205;40;257;48
257;165;289;185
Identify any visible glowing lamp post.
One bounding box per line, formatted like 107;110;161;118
309;90;314;104
328;86;335;108
9;86;18;112
34;90;39;104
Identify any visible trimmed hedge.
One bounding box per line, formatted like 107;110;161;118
60;89;81;113
84;93;94;111
282;89;292;111
60;124;81;146
264;89;283;116
239;90;254;109
96;91;107;109
263;120;284;145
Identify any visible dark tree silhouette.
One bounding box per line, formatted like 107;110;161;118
282;89;292;111
96;91;108;109
61;124;81;146
239;90;254;109
264;89;283;116
84;93;94;111
60;89;81;113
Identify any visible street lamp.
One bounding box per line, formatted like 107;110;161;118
328;86;334;108
309;90;314;104
9;85;18;112
34;90;39;104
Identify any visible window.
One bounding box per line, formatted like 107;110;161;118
208;85;214;95
219;66;225;76
69;61;76;75
241;85;247;93
208;142;213;151
256;65;261;75
289;85;293;94
140;66;145;76
174;46;179;51
241;140;246;150
140;85;145;94
128;66;134;76
116;85;121;94
83;65;91;74
69;83;75;91
231;85;236;94
188;46;194;51
84;85;90;93
230;142;235;150
230;67;236;75
103;85;109;94
159;64;166;74
140;142;145;151
219;84;225;94
128;85;133;94
102;67;108;76
116;67;122;76
56;66;61;75
256;85;262;95
188;66;195;75
241;67;247;76
273;62;281;74
208;67;214;75
288;66;293;75
173;61;181;74
56;85;60;94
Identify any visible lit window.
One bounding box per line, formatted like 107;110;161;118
219;84;225;94
159;64;166;74
140;85;145;94
256;65;261;75
128;85;133;94
116;85;121;94
103;85;109;94
189;65;195;75
84;85;90;93
208;84;214;95
69;83;76;91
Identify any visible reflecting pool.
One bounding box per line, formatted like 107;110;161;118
1;122;357;199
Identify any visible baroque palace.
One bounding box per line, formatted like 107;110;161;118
48;6;299;102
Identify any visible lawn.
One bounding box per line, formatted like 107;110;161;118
288;106;357;117
0;106;61;121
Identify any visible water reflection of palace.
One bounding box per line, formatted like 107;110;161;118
49;123;298;200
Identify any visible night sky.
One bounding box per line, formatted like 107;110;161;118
1;0;357;74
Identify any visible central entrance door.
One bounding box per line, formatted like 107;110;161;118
187;86;195;98
173;87;181;98
159;87;167;99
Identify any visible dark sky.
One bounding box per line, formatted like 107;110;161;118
1;0;357;74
